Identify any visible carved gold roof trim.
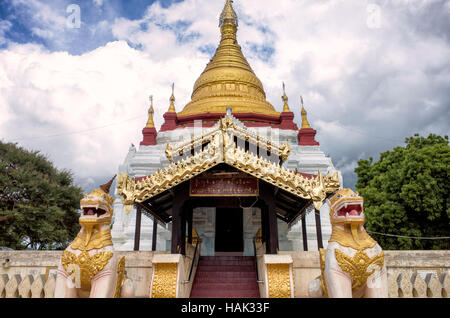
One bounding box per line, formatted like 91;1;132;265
117;126;340;214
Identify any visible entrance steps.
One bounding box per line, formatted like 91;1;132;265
190;256;260;298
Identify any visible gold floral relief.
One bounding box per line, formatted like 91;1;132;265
151;263;178;298
70;229;113;251
266;263;291;298
113;256;126;298
319;248;330;297
335;249;385;292
61;251;113;290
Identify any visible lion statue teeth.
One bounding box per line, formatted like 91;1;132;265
54;176;135;298
308;188;388;298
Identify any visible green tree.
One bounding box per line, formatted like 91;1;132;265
0;141;82;250
355;134;450;250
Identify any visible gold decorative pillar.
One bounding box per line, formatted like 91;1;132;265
263;254;294;298
150;254;182;298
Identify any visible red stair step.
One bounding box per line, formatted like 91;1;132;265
193;276;256;284
196;265;256;272
190;255;260;298
194;271;256;278
190;289;260;298
192;283;259;291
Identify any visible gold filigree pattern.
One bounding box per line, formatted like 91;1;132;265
318;248;330;297
116;174;137;214
329;225;377;251
335;249;385;292
151;263;178;298
165;116;291;163
70;229;113;252
61;251;113;290
113;256;126;298
266;263;291;298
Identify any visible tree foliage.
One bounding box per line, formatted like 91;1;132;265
0;141;82;250
355;134;450;250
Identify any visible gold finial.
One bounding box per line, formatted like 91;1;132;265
301;96;312;129
282;82;291;112
168;83;176;113
220;0;238;27
145;95;155;128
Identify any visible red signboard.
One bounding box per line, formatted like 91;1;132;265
190;174;259;197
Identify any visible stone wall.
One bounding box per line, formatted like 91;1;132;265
279;250;450;298
1;250;449;298
0;250;164;298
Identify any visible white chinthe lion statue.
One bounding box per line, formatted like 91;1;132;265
308;188;388;298
54;176;135;298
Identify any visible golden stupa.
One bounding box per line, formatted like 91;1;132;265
177;0;280;119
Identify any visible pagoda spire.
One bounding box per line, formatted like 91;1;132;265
279;82;298;130
300;96;312;129
297;96;319;146
282;82;291;112
167;83;176;113
219;0;238;43
160;85;179;132
220;0;238;27
178;0;279;122
145;95;155;128
141;95;158;146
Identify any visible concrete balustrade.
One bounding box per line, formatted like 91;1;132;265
5;274;21;298
18;274;33;298
31;274;46;298
43;274;56;298
0;274;8;298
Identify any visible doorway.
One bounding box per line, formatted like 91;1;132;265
215;208;243;253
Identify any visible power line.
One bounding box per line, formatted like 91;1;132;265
308;114;406;144
367;231;450;240
9;115;144;141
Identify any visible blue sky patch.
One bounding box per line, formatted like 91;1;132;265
0;0;189;54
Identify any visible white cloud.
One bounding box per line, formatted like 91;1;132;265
0;41;182;181
1;0;449;190
12;0;68;40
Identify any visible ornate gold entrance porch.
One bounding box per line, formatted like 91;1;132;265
116;114;340;297
117;115;340;255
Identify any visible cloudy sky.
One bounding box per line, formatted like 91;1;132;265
0;0;449;193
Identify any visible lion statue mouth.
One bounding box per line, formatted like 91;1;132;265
334;202;364;220
78;183;115;226
82;207;107;218
328;189;365;224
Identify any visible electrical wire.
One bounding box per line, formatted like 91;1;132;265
367;231;450;240
8;115;144;141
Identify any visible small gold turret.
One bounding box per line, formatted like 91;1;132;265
145;95;155;128
282;82;291;112
300;96;312;129
168;83;176;113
